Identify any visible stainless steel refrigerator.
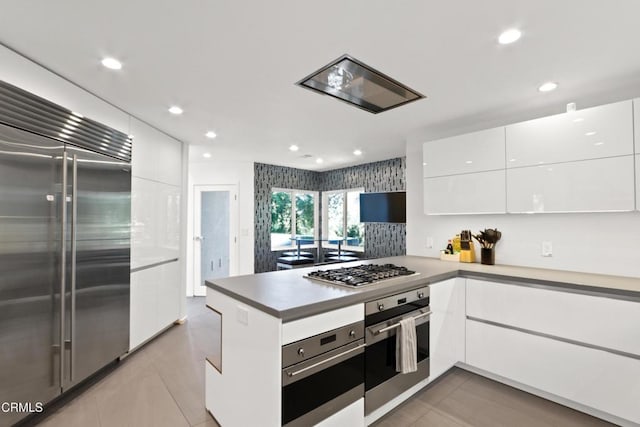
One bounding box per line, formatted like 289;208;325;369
0;81;131;426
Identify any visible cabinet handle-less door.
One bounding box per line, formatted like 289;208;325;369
69;154;78;382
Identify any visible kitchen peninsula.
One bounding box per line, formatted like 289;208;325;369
204;256;640;427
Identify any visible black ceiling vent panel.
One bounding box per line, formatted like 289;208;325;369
296;54;425;114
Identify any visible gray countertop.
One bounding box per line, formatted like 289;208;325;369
205;256;640;322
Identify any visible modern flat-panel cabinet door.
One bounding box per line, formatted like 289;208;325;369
506;156;635;213
157;260;180;328
423;128;505;177
466;319;640;425
429;278;465;379
506;100;634;167
636;155;639;211
634;99;640;154
424;170;506;215
130;268;159;350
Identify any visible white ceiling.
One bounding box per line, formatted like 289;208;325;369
1;0;640;171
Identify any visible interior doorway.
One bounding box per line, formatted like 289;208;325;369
193;185;238;296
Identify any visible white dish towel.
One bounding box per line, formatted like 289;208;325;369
395;316;417;374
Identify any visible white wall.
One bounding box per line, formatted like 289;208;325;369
186;157;255;295
406;139;640;278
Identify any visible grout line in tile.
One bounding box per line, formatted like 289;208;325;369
155;364;196;426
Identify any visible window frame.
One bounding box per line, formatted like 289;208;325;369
270;187;319;251
322;187;365;253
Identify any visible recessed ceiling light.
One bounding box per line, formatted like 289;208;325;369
465;160;473;164
205;131;217;139
101;57;122;70
594;142;604;146
498;29;522;45
316;158;323;164
168;106;183;115
573;118;584;123
585;131;596;136
203;152;212;158
538;82;558;92
289;145;299;152
509;158;517;162
422;162;427;166
353;149;362;156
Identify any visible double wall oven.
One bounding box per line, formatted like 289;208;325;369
364;286;431;415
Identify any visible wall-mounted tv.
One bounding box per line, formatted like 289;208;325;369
359;191;406;223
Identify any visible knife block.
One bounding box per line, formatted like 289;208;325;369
459;240;475;263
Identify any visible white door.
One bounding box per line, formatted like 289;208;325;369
194;185;238;296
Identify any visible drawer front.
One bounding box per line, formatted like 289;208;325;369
466;320;640;424
466;279;640;356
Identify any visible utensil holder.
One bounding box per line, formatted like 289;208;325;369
481;248;495;265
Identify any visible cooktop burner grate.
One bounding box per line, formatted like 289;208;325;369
305;264;417;287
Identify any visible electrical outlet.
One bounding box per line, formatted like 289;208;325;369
426;236;434;249
237;306;249;325
542;241;553;257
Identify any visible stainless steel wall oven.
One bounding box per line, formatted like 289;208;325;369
281;321;365;426
365;286;431;415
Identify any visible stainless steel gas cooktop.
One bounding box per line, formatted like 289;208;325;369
305;264;418;287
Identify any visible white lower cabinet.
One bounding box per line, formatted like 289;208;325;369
429;278;465;379
130;260;181;350
636;155;640;211
466;319;640;424
466;279;640;356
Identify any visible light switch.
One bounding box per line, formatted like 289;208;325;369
542;241;553;257
426;236;434;249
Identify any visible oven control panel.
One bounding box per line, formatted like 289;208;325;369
365;286;429;316
281;321;364;368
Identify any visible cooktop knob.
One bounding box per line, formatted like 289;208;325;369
298;348;304;357
349;330;356;338
418;292;424;298
378;303;384;311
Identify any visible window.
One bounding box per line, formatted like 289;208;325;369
322;188;364;251
271;188;318;250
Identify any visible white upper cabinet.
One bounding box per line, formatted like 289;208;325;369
506;100;633;168
507;156;635;213
130;117;182;186
424;170;506;215
423;128;505;177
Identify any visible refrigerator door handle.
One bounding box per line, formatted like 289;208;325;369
59;153;67;389
69;154;78;382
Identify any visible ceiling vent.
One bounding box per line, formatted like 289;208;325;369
296;54;425;114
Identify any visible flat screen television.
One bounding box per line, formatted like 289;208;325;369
359;191;406;223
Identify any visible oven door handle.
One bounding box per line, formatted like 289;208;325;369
374;310;432;335
286;343;366;378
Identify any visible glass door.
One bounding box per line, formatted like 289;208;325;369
193;185;238;296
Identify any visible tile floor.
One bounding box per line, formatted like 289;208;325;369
36;297;614;427
37;297;220;427
372;367;614;427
